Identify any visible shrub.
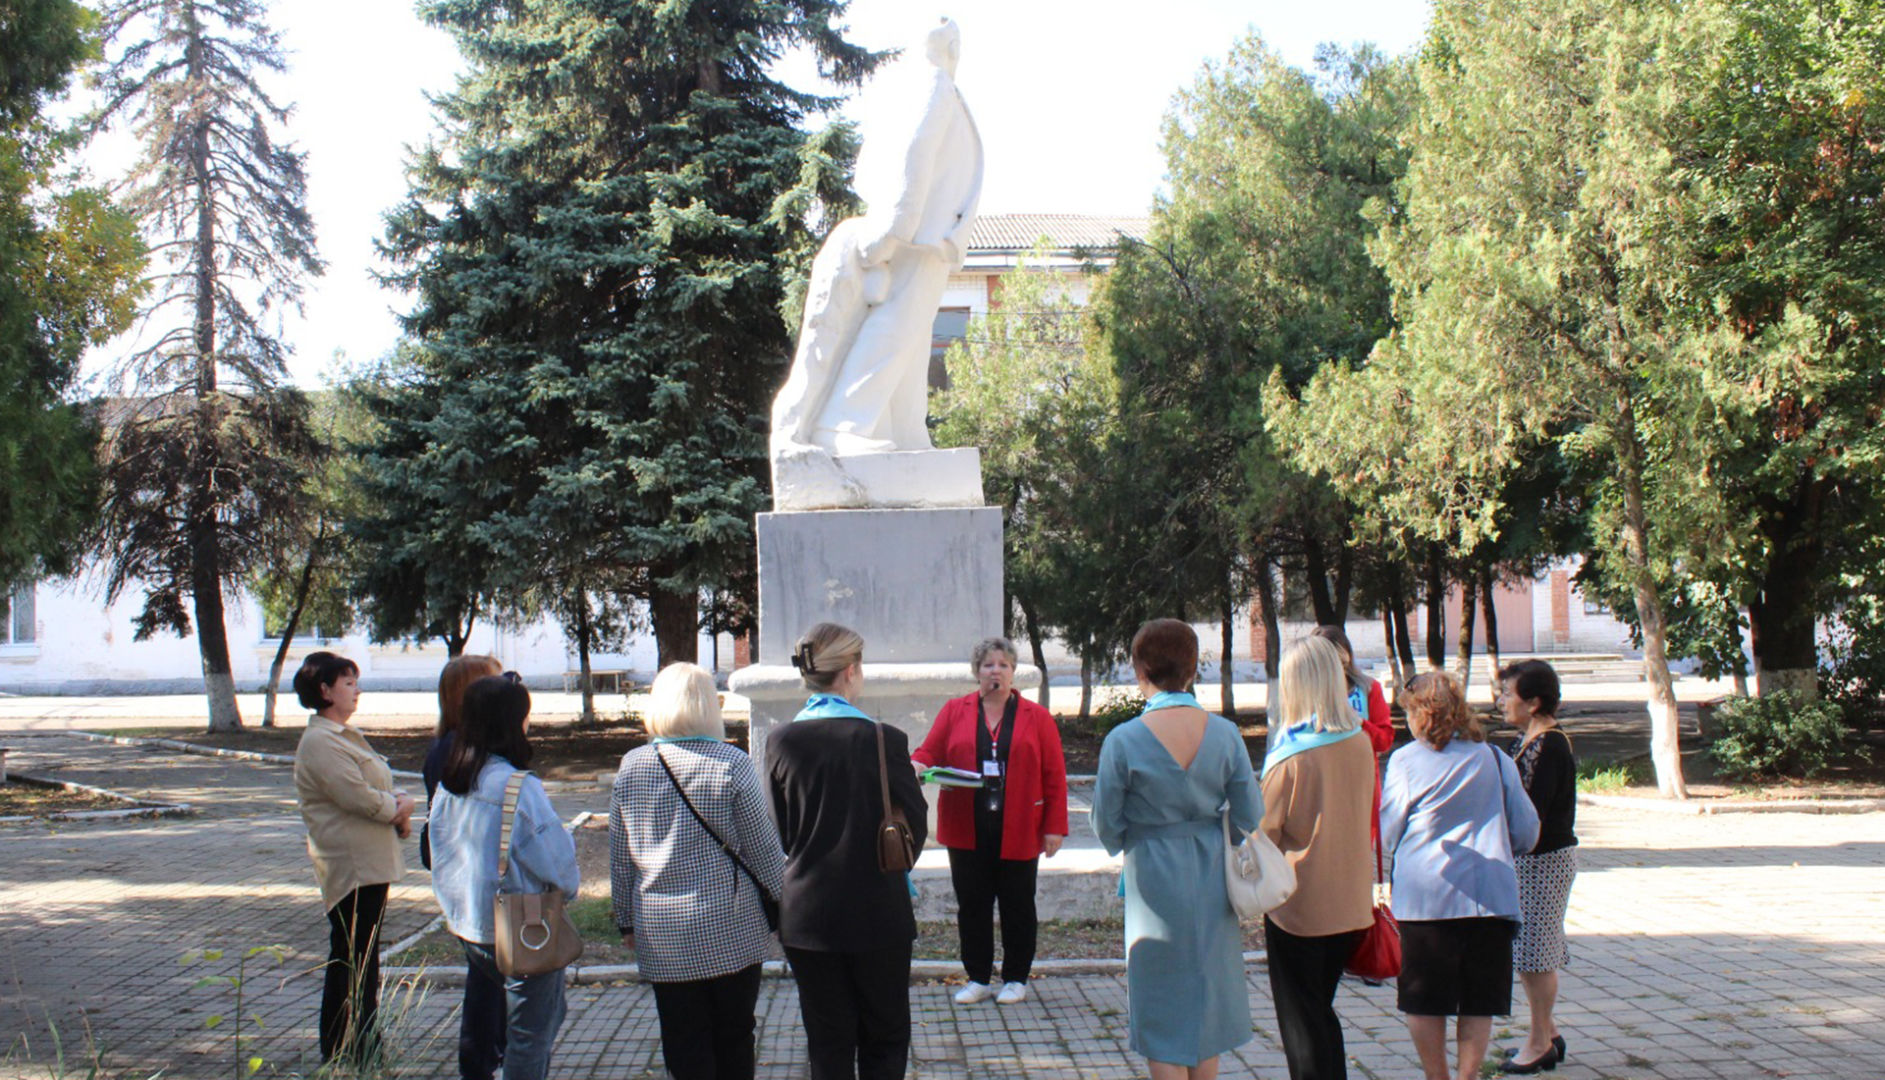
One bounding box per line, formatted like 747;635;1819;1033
1576;759;1649;794
1090;691;1148;736
1706;692;1869;781
1821;599;1885;727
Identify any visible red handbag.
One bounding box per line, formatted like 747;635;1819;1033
1346;830;1402;979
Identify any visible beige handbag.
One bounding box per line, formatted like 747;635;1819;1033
492;772;583;977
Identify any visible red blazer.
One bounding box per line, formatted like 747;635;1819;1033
913;692;1069;860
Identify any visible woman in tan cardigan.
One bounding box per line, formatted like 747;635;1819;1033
1260;637;1377;1080
292;652;415;1065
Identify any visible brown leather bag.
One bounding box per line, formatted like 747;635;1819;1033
492;772;584;977
874;721;917;873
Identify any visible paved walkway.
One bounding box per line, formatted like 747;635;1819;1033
4;733;1881;1079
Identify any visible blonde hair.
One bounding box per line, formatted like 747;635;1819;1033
437;654;503;737
1400;671;1483;749
646;662;725;739
1276;637;1361;733
792;622;864;692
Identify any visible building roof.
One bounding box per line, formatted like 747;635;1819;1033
967;214;1149;253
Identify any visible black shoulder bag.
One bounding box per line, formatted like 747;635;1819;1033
655;747;781;931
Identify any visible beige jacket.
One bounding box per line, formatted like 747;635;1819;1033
294;716;406;910
1261;733;1376;938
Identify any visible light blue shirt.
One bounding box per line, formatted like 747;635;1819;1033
1380;737;1540;922
428;756;581;944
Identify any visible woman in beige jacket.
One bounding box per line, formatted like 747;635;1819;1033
292;652;414;1065
1260;637;1377;1080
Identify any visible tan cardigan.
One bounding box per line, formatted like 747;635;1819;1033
1260;733;1376;938
294;716;406;911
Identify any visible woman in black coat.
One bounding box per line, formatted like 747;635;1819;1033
767;622;929;1080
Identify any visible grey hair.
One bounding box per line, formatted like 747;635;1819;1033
970;637;1018;677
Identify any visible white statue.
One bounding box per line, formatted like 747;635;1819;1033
770;18;985;511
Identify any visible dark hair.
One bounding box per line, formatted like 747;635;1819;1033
1497;659;1561;717
293;651;359;711
1131;619;1197;692
440;675;533;795
1308;625;1369;691
436;654;503;737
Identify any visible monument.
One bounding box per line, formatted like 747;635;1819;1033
731;18;1038;774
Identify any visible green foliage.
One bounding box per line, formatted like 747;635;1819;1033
1089;691;1149;737
0;0;144;586
1575;759;1649;794
1821;593;1885;724
362;0;883;664
1707;692;1867;781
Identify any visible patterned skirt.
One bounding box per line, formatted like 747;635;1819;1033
1513;846;1577;972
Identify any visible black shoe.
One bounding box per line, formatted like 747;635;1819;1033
1552;1035;1567;1061
1500;1046;1559;1074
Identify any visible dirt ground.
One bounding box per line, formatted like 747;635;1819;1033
0;779;132;816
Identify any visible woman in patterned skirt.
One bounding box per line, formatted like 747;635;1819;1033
1496;660;1577;1074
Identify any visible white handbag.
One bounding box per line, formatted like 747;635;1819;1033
1223;809;1297;920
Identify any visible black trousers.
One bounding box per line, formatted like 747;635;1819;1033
947;845;1039;985
1264;916;1365;1080
650;963;764;1080
457;951;508;1080
320;883;388;1064
785;944;913;1080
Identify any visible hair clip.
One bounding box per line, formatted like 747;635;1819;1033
791;641;817;675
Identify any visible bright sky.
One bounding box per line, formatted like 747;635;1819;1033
78;0;1431;388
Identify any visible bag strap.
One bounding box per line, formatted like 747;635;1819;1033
497;771;528;882
875;720;895;824
655;746;775;901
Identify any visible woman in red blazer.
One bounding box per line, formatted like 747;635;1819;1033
913;637;1069;1006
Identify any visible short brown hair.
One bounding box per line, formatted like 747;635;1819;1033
437;654;502;737
1399;671;1482;750
1131;619;1197;692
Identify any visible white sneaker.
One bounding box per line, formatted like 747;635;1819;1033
953;981;994;1005
996;981;1028;1005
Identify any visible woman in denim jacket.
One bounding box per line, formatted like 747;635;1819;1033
429;675;581;1080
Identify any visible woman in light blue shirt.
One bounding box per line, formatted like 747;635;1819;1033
429;675;581;1080
1380;672;1539;1080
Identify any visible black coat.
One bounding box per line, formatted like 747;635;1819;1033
766;717;929;951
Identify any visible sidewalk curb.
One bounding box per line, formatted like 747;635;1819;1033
1578;792;1885;815
60;729;426;781
385;951;1271;987
0;771;194;822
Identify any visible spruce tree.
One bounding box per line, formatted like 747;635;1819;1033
90;0;323;730
371;0;879;665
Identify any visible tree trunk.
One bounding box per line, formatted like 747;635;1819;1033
1616;398;1687;798
1078;651;1094;721
263;533;323;728
1382;608;1404;692
1020;597;1050;710
1386;562;1416;670
1425;543;1447;670
1219;586;1236;720
1254;560;1281;679
445;600;477;658
575;594;596;725
1456;570;1479;690
1479;561;1501;692
1332;531;1354;626
1303;538;1338;626
1748;478;1826;699
651;586;698;666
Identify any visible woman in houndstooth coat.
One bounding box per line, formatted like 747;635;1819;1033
611;662;786;1080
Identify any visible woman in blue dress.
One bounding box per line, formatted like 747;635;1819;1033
1093;619;1263;1080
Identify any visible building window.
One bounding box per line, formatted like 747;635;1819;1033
929;307;972;389
1;583;35;645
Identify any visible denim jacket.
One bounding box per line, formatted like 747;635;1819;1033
428;756;581;944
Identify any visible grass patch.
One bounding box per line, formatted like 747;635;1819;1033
0;780;130;817
1576;758;1650;794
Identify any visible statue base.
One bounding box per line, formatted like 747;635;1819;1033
771;446;984;512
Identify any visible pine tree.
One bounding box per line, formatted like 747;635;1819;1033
0;0;144;587
90;0;323;730
370;0;880;666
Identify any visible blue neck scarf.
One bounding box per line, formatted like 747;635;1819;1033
1262;717;1363;778
1143;690;1203;714
793;694;874;723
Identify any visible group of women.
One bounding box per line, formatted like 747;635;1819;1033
287;619;1579;1080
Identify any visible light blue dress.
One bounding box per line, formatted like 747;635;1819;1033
1093;709;1263;1066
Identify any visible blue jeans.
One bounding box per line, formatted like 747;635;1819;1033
458;939;567;1080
